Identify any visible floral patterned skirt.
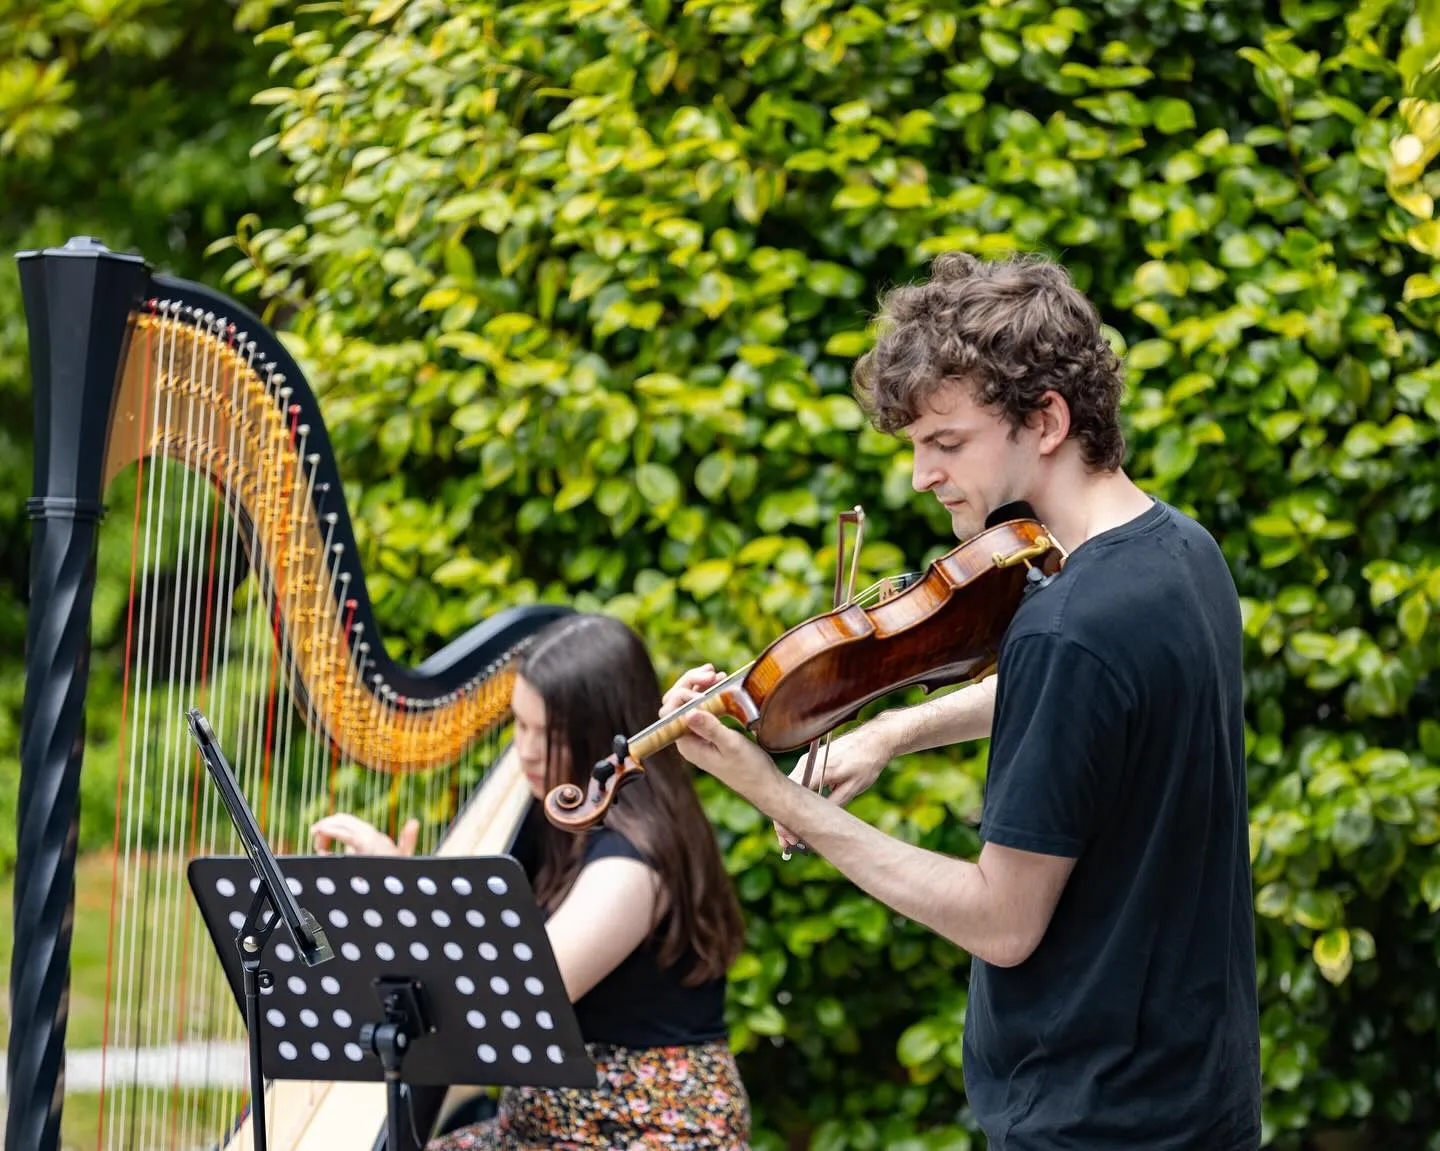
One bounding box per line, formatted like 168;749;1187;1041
425;1038;749;1150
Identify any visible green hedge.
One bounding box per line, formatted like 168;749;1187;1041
7;0;1440;1145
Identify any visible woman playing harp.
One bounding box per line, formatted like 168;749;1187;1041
312;612;752;1151
11;235;572;1151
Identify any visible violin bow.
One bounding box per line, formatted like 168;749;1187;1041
784;505;865;860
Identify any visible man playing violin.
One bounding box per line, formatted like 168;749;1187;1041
664;252;1261;1150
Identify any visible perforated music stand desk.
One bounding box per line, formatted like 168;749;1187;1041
188;855;595;1121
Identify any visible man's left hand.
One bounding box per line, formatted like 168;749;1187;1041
677;709;783;804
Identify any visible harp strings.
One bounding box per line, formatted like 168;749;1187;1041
91;302;511;1151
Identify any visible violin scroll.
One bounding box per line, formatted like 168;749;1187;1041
543;734;647;830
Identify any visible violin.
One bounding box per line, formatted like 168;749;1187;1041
543;509;1064;831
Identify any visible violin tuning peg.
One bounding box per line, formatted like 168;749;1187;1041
612;734;630;761
592;758;616;786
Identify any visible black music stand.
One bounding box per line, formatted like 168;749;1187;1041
185;708;334;1151
185;718;594;1151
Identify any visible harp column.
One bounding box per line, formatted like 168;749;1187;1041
10;238;149;1151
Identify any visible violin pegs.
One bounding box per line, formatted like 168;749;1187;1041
612;734;630;761
592;757;616;786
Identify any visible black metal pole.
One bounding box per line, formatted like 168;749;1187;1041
9;238;148;1151
236;882;279;1151
242;957;270;1151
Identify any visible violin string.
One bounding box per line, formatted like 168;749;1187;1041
629;663;753;746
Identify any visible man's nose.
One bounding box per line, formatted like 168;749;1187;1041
911;451;942;492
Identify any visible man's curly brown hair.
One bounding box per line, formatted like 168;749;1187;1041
852;252;1127;471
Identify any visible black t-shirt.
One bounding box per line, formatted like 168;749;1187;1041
964;499;1261;1149
554;826;728;1050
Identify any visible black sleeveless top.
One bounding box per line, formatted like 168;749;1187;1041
510;806;728;1049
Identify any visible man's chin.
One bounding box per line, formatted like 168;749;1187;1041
948;507;981;539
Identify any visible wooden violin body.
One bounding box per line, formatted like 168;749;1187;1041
545;518;1063;829
740;517;1059;750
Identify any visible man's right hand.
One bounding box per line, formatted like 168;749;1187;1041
310;813;420;857
775;723;894;854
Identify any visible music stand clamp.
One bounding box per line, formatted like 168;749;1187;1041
186;714;595;1151
186;708;334;1151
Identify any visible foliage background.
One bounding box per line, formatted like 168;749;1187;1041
4;0;1440;1148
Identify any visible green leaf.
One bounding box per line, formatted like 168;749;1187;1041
1219;233;1266;268
695;452;734;500
1365;562;1410;607
734;167;770;224
680;559;734;599
352;145;390;170
1421;865;1440;912
923;12;957;50
1398;592;1431;644
1373;794;1414;824
1260;411;1304;443
595;478;631;517
756;489;819;531
1331;808;1374;854
1276;586;1317;615
634;463;681;508
1290;632;1336;661
1403;272;1440;301
1151;426;1197;482
1152;98;1197;134
737;536;787;566
747;1004;786;1036
1126;339;1173;370
1254;882;1291;918
645;48;678;94
825;330;872;357
553;474;596;512
807;262;864;298
884;183;932;209
1313;928;1353;985
979;30;1020;67
1293;889;1340;930
1341;422;1384;458
832;184;881;210
431;556;484;588
1265;811;1309;855
688;271;735;319
1250;514;1297;537
897;1021;943;1067
480;439;515;488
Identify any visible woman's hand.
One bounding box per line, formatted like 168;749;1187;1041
309;813;419;856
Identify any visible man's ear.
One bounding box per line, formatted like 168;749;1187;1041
1032;389;1071;456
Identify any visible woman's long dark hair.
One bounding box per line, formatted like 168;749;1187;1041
518;613;745;986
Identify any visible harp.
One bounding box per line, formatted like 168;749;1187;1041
8;236;569;1151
